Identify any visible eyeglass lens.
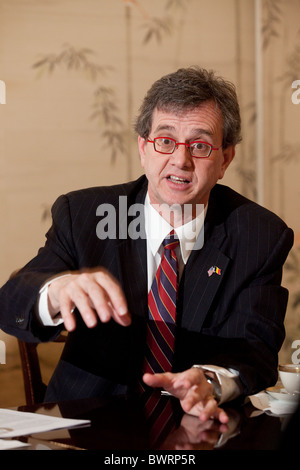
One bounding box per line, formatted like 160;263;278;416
153;137;212;157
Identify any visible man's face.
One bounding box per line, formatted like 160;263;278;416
138;101;235;213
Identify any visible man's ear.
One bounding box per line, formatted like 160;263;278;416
219;146;235;179
138;135;146;169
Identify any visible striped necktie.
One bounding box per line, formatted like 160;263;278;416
143;230;179;374
143;391;177;449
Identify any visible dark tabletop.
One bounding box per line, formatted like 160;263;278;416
11;390;299;452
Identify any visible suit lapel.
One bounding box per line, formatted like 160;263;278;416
179;189;231;332
180;244;230;332
116;188;148;380
116;180;148;320
117;235;148;320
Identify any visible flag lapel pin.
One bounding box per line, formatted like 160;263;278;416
207;266;222;277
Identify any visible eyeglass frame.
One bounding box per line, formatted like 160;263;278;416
146;136;221;158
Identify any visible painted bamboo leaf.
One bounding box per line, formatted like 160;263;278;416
142;16;173;44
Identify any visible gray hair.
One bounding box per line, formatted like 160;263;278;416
134;66;242;149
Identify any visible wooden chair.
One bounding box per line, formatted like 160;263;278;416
18;334;67;406
9;269;67;405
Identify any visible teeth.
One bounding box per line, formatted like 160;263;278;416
168;175;189;183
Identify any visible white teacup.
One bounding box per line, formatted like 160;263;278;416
278;364;300;395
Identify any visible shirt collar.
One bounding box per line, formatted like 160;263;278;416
144;193;206;264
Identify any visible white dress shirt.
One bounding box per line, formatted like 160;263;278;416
37;192;241;403
144;192;205;290
143;194;241;403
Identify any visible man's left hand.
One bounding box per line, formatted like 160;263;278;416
143;368;228;423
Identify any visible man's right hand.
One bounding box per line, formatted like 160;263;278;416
47;268;131;331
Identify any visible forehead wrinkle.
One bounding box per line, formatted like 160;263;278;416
153;124;175;134
150;104;223;142
153;124;214;141
190;128;214;139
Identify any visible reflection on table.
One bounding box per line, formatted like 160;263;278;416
11;389;298;451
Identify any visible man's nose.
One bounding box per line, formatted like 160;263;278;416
171;143;194;168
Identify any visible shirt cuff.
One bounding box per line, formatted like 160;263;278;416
36;274;72;326
193;364;242;404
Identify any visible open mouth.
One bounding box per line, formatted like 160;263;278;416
167;175;191;184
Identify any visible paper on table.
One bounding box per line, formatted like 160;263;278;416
0;438;30;450
0;408;90;438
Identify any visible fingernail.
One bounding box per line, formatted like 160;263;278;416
118;306;129;316
65;318;75;331
86;314;97;327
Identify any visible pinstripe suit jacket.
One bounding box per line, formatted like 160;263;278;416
0;175;294;400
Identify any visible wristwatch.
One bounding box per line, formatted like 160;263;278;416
192;365;222;403
204;373;222;403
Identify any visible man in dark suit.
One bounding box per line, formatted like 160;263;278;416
0;67;293;424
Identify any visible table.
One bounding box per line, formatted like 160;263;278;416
9;390;299;451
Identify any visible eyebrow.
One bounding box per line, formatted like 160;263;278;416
153;125;214;140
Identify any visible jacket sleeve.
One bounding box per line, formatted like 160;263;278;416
0;194;78;342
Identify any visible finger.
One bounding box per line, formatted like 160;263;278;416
59;292;77;332
94;271;131;326
70;273;122;327
180;384;205;414
179;379;217;417
91;288;130;327
212;407;229;424
142;372;164;388
85;282;116;323
142;372;174;390
197;396;229;424
143;371;204;400
171;368;207;395
62;284;98;329
197;396;219;422
109;305;131;326
198;429;224;445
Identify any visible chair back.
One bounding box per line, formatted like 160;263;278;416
18;334;67;405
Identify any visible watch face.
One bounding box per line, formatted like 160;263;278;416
192;366;222;402
204;374;221;403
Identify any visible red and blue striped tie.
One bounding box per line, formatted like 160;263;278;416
143;230;179;374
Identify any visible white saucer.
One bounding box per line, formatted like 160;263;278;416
266;386;300;403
